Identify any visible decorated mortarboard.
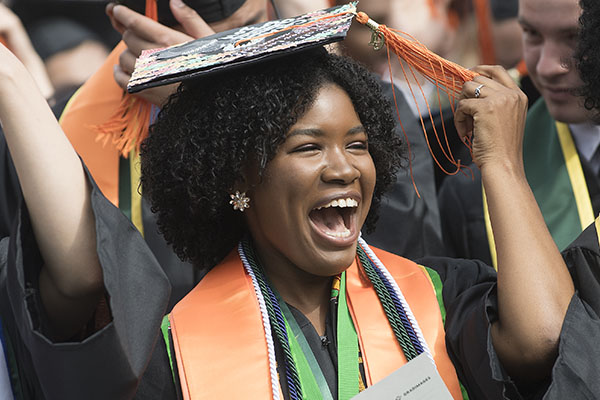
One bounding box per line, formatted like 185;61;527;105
127;2;357;93
126;2;481;195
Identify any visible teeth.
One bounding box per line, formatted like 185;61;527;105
326;228;351;238
316;198;358;210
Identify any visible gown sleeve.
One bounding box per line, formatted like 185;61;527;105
0;166;171;399
417;256;552;399
418;256;512;399
0;128;22;240
541;219;600;399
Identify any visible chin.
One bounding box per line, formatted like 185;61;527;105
546;102;591;124
309;246;358;277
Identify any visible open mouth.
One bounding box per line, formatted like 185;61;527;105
309;198;358;238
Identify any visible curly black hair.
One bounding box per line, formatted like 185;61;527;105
576;0;600;121
141;48;404;270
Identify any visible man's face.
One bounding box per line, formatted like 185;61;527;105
519;0;591;123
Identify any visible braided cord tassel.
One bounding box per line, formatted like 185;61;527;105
356;246;418;360
238;242;281;400
359;247;424;354
241;240;303;400
358;238;434;363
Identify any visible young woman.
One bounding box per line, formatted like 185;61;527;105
0;32;583;399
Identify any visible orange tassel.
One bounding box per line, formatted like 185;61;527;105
473;0;496;65
146;0;158;21
91;0;157;157
356;12;477;98
92;94;153;157
426;0;440;19
355;11;478;191
515;59;528;77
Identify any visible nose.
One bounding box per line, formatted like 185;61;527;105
321;147;360;184
536;41;571;79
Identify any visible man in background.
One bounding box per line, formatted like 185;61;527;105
439;0;599;268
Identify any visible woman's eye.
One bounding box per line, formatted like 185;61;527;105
292;144;319;153
348;141;368;150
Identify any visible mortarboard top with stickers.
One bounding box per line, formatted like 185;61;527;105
127;2;357;93
127;1;481;192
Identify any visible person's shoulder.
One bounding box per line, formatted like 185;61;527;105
565;218;600;255
369;245;420;270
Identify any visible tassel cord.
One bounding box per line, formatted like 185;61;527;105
242;240;303;400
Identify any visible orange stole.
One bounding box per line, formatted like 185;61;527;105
59;42;128;207
169;246;463;399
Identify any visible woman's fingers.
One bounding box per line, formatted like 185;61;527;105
471;65;519;90
456;65;529;169
454;98;475;142
108;4;193;55
170;0;215;39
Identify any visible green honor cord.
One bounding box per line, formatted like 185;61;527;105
276;272;360;400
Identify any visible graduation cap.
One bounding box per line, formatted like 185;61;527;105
127;2;358;93
125;2;481;194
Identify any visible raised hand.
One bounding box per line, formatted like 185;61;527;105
106;0;215;105
454;65;529;172
0;3;54;100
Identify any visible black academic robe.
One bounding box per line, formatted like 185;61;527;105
0;128;21;240
363;81;444;259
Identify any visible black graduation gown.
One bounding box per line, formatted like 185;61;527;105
0;128;21;240
363;81;445;259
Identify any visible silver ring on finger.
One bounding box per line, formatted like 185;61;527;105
474;84;484;98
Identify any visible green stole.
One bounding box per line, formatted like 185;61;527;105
483;98;595;268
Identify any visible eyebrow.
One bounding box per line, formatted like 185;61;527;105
518;17;579;35
287;125;365;138
517;16;533;28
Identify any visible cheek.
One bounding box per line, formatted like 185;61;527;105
360;157;377;207
522;46;541;79
251;167;308;216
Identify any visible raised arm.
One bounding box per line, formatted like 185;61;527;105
0;43;103;339
454;66;575;382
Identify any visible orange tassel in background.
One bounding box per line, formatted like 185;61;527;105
92;0;157;157
472;0;496;65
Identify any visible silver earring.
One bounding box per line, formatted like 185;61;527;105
229;191;250;212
